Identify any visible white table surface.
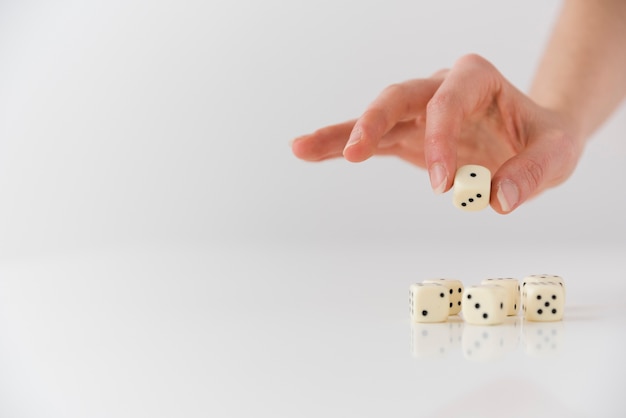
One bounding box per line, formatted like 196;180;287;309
0;242;624;418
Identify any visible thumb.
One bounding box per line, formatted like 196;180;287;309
491;133;577;214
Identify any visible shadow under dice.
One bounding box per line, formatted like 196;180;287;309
462;285;506;325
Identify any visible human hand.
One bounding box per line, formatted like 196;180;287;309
291;54;584;214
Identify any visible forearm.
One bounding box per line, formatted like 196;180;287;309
530;0;626;143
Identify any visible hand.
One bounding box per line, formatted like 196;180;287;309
291;54;584;214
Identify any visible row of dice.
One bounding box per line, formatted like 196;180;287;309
409;274;565;325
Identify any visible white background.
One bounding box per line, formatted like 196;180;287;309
0;1;625;417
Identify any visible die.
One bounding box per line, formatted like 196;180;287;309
453;165;491;211
461;285;506;325
480;277;520;316
522;282;564;322
522;274;565;293
423;278;464;315
409;283;450;323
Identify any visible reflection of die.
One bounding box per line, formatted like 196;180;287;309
461;285;506;325
409;283;450;323
453;165;491;211
481;277;520;316
423;278;464;315
462;322;520;362
522;282;565;322
522;321;565;357
410;323;451;358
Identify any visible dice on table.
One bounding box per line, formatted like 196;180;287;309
481;277;520;316
522;281;564;322
423;278;464;315
522;274;565;293
461;285;506;325
409;283;450;323
453;165;491;211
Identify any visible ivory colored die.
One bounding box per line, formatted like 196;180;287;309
461;285;506;325
423;278;464;315
522;282;565;322
453;165;491;211
522;274;565;293
409;283;450;323
481;277;520;316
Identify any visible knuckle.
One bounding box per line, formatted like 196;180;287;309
456;53;488;68
518;157;545;192
426;91;458;115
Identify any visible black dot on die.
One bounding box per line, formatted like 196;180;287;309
461;202;467;207
467;294;472;299
476;194;482;198
458;288;462;293
537;295;542;300
440;293;445;298
552;294;557;300
500;303;503;309
469;198;474;202
482;313;488;319
449;289;453;294
470;173;477;177
458;301;461;306
537;309;543;315
545;302;550;307
514;304;517;310
475;303;480;309
552;309;557;314
422;310;428;316
449;302;453;308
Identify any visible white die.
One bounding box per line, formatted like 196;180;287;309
522;282;564;322
522;274;565;294
423;278;464;315
481;277;520;316
409;283;450;323
453;165;491;211
461;285;506;325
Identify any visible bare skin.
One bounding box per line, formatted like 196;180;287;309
291;0;626;214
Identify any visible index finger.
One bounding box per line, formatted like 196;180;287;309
343;77;444;162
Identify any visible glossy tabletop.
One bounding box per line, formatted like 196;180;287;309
0;243;624;417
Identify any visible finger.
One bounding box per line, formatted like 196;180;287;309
424;54;502;194
491;131;579;214
293;119;423;162
291;120;356;161
343;78;443;162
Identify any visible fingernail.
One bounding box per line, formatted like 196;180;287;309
429;163;447;194
344;127;362;149
497;180;519;212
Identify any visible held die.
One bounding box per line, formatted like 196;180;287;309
453;165;491;212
